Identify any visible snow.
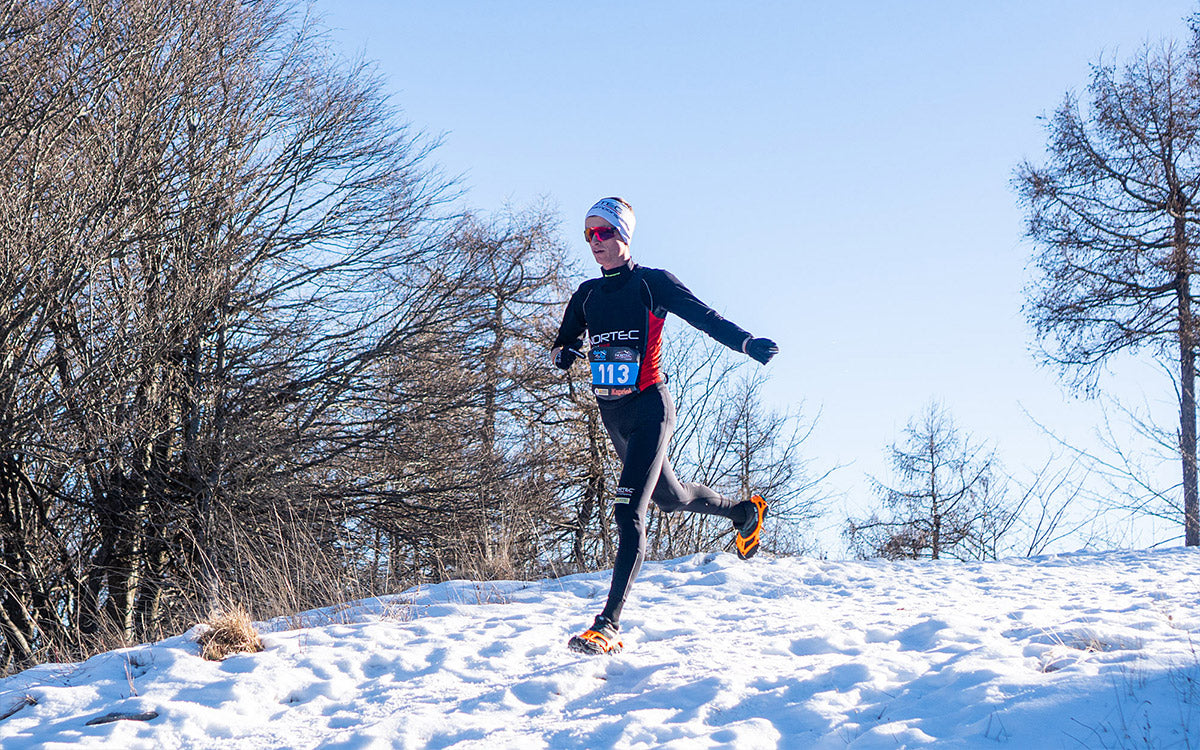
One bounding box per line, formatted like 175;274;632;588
1;549;1198;749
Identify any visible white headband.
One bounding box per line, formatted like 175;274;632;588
586;198;635;243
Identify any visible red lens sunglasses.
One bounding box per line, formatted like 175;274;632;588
584;226;621;243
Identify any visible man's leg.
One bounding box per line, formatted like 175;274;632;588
646;386;748;524
597;396;670;626
651;458;746;521
593;384;726;623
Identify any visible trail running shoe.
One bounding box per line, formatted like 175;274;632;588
567;615;623;655
735;494;768;560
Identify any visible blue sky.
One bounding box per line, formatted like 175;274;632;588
319;1;1198;552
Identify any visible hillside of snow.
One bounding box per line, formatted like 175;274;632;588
1;549;1198;749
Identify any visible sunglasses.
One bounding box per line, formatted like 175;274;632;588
584;226;621;243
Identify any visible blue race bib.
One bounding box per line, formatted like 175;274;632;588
589;346;640;389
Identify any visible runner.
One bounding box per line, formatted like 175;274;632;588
552;197;778;655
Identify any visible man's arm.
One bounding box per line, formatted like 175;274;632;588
647;269;751;351
647;269;777;364
551;285;588;369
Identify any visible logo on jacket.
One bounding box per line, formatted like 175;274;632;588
591;330;639;345
612;348;637;362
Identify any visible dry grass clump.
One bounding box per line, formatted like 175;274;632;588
197;605;263;661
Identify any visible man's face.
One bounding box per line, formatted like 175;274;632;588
585;216;630;270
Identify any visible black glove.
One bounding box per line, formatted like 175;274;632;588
554;345;583;370
745;337;778;365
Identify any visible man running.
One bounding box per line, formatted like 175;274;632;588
552;197;778;655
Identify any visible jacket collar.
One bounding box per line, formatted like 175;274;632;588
602;259;636;279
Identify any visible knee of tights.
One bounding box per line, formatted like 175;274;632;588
614;502;645;530
652;498;684;514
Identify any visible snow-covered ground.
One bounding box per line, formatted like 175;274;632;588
1;548;1198;749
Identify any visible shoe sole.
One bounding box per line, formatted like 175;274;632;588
736;494;768;560
568;632;623;655
566;628;624;652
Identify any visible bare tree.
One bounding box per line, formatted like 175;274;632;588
847;402;1009;561
0;0;454;670
350;205;580;583
1015;37;1200;545
1025;394;1183;546
541;358;623;574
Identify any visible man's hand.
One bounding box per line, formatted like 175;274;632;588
745;337;778;365
553;345;583;370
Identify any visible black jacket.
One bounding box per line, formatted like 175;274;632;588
553;261;751;400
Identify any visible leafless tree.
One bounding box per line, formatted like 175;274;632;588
1025;393;1184;546
1015;37;1200;545
847;402;1009;561
544;359;624;574
347;205;580;583
0;0;455;671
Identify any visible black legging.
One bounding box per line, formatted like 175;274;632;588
597;383;745;625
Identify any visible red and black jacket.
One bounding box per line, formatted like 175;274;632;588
553;260;752;404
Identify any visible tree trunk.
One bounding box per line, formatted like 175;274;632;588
929;439;940;560
1175;208;1199;547
1179;285;1199;546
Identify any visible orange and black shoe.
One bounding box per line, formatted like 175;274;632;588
567;615;623;655
735;494;768;560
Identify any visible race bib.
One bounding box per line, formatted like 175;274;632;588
589;346;640;393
